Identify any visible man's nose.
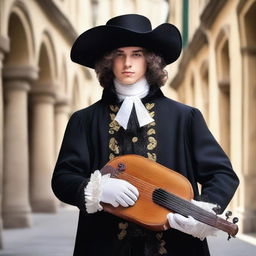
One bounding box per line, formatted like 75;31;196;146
124;56;132;68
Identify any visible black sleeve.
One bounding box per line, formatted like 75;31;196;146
189;108;239;212
51;110;91;212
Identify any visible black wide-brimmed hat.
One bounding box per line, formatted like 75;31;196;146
71;14;182;68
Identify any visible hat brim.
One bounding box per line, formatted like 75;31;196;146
70;23;182;68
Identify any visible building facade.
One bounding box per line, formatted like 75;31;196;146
0;0;255;248
0;0;97;247
169;0;256;241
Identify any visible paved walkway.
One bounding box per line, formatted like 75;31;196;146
0;207;255;256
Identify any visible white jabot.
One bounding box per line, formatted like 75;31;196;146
114;78;154;130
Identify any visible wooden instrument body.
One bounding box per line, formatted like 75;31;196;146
102;154;194;231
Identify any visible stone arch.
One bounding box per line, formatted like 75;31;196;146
215;25;231;157
182;68;195;106
37;31;57;84
60;56;68;94
237;0;256;233
199;59;209;123
29;32;58;213
5;0;35;66
1;0;38;229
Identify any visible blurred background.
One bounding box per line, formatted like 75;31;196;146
0;0;255;251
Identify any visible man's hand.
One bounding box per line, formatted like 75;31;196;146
100;178;139;207
167;200;218;240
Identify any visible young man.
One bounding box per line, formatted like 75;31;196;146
52;14;239;256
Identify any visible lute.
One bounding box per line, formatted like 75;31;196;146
101;154;238;238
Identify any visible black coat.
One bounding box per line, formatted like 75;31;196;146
52;88;239;256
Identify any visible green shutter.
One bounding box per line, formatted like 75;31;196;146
182;0;189;47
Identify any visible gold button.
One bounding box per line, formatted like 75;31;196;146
132;137;138;143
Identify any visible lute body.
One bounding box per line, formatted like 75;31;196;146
101;154;238;237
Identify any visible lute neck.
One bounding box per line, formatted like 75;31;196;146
153;188;238;237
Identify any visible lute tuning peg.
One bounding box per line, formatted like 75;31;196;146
226;214;239;241
233;217;239;224
225;211;232;220
212;204;222;215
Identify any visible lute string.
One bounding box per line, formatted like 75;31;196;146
112;171;240;233
106;166;236;235
113;171;218;227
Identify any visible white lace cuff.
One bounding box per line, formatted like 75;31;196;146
84;170;110;213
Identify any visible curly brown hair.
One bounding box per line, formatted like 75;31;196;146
94;49;167;88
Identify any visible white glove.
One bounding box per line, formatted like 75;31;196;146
167;200;218;240
100;177;139;207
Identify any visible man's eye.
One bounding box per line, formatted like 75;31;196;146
115;52;123;57
133;53;142;57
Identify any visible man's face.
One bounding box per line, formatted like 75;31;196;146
112;46;147;85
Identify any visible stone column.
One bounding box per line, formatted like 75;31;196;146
2;66;37;228
241;46;256;233
55;96;70;159
30;85;58;212
0;49;4;249
0;35;10;247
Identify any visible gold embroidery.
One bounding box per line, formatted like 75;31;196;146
147;136;157;150
144;102;157;161
132;137;138;143
109;138;119;154
147;152;157;161
108;105;120;159
156;232;163;240
159;242;167;255
109;153;115;160
147;128;156;136
149;111;155;118
110;105;119;113
110;113;116;121
109;120;120;133
147;121;156;128
145;103;155;110
118;222;128;240
156;232;167;255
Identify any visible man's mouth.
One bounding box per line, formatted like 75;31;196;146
122;71;134;75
